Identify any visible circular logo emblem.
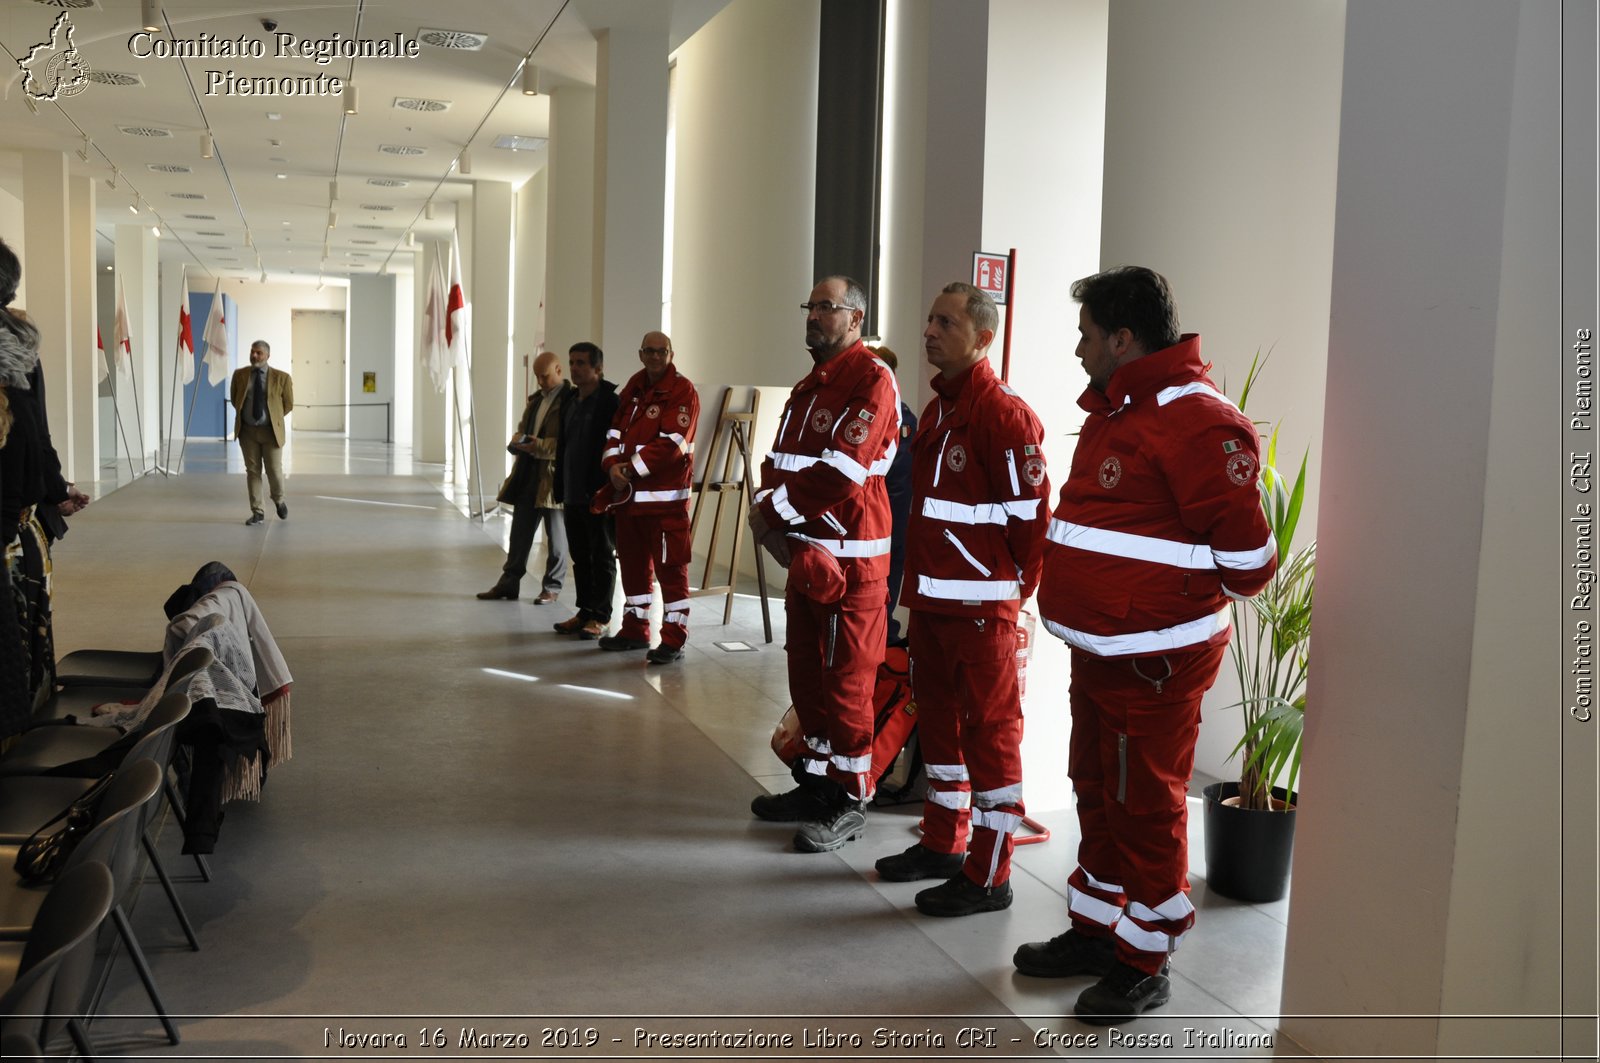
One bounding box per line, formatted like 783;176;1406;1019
677;411;691;429
843;419;869;445
1098;456;1122;489
946;444;968;473
1226;452;1259;486
645;403;661;420
810;407;835;434
1023;457;1046;487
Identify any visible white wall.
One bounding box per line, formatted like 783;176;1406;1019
1098;0;1345;784
206;276;349;433
670;0;820;395
348;274;397;442
0;187;23;268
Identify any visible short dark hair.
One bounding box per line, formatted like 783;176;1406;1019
1070;266;1181;353
0;238;21;307
569;341;602;369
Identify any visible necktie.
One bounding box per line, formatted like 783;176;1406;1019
253;369;266;421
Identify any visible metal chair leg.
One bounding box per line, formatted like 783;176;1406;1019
141;829;199;951
109;904;180;1045
68;1016;100;1061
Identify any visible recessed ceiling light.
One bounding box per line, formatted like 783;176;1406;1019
266;112;282;121
418;28;487;50
492;134;547;152
276;173;287;179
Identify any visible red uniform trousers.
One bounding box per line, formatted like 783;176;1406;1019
909;611;1024;889
613;511;691;649
1066;642;1225;975
786;578;886;802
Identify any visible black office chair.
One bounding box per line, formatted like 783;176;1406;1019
0;761;181;1045
0;861;115;1061
0;688;200;951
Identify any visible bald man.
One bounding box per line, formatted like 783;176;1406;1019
478;350;574;602
597;331;700;664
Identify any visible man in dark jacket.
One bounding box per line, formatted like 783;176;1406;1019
551;342;621;640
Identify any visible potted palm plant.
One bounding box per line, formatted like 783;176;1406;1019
1202;353;1315;902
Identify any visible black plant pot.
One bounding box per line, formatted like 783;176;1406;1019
1201;781;1296;903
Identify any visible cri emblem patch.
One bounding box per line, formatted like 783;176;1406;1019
946;444;969;473
1226;452;1259;486
645;404;661;420
1023;457;1047;487
810;407;835;434
1098;456;1122;489
843;419;870;445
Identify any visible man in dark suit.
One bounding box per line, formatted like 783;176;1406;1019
551;342;621;640
230;340;293;526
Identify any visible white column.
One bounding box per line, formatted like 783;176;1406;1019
112;223;159;471
545;86;597;349
1098;0;1345;782
67;175;98;483
470;180;515;493
20;151;74;476
594;27;669;351
1280;1;1570;1057
413;238;447;464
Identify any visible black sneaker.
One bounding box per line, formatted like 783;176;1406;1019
275;500;288;519
1012;928;1117;978
751;785;834;823
875;843;966;882
1073;960;1172;1025
914;873;1013;917
597;635;649;652
645;645;683;665
793;802;867;852
245;512;264;526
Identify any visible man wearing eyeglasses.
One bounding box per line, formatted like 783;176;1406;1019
747;276;902;853
596;331;700;665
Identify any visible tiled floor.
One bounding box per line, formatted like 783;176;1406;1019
52;435;1294;1059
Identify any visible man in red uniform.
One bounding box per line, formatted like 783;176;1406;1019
597;331;699;666
747;276;901;852
872;282;1051;918
1017;267;1277;1024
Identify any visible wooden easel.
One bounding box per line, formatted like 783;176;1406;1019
688;387;773;643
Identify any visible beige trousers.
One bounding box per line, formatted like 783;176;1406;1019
238;423;285;514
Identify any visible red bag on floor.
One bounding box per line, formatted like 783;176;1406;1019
768;646;924;805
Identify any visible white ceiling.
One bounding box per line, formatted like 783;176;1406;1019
0;0;728;282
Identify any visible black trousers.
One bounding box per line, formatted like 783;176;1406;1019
562;504;617;623
501;497;567;594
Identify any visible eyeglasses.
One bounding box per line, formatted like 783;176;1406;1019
801;301;858;315
639;346;671;357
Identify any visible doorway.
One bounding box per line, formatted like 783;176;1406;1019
291;309;347;432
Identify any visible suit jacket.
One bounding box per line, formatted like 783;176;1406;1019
230;365;294;448
497;380;573;508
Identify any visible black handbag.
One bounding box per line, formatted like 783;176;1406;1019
13;773;114;884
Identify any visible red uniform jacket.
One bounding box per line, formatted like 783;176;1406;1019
901;358;1051;621
755;341;901;583
601;364;700;515
1038;335;1277;657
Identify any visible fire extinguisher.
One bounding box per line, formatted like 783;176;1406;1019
1015;607;1036;703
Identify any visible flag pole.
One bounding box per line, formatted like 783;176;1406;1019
153;298;182;478
101;341;139;481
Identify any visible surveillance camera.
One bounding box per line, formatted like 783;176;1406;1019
261;18;279;33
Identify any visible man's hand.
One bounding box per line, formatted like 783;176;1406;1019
748;504;791;568
607;463;631;491
58;486;90;517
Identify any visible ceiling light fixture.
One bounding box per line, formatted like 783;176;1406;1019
261;269;268;283
200;132;214;159
344;83;360;115
141;0;162;34
128;199;139;215
406;231;415;247
425;201;436;220
459;149;472;175
245;229;254;248
328;210;338;229
77;137;91;163
107;169;119;190
151;225;161;238
522;63;540;96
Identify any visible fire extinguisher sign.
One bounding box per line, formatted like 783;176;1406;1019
972;251;1009;304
